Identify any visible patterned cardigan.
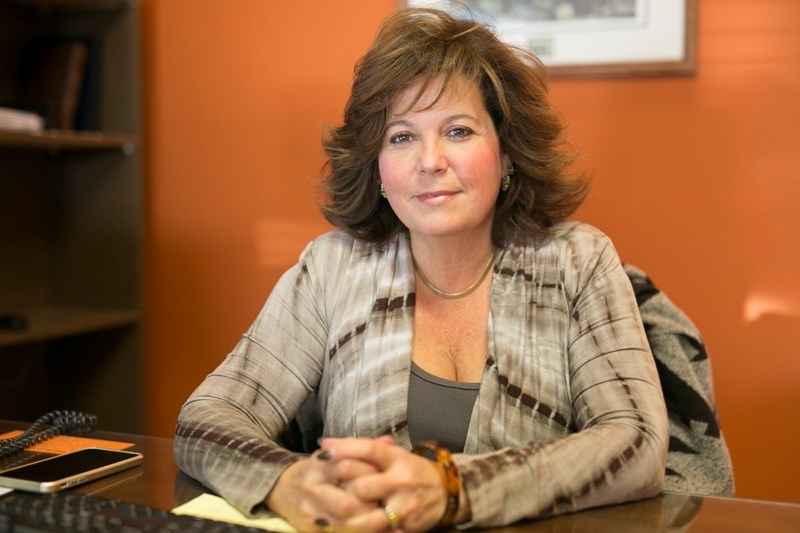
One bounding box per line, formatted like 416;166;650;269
282;266;735;498
174;221;669;527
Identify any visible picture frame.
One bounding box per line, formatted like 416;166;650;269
404;0;697;78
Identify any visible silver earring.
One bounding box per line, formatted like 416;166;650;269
501;167;514;192
379;182;387;198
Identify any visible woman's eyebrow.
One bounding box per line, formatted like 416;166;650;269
385;114;478;130
385;118;412;130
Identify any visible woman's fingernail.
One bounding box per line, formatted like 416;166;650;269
317;449;333;461
315;517;334;532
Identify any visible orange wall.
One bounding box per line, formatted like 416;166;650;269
141;0;800;503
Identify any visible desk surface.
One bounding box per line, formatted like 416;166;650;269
2;421;799;532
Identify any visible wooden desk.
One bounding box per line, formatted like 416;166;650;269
2;422;799;531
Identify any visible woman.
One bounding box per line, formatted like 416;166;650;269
174;7;668;532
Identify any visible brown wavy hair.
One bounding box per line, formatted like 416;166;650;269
319;6;589;246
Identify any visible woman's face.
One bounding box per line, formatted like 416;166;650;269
377;76;509;244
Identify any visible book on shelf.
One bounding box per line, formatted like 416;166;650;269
18;38;89;130
74;37;101;132
0;106;44;132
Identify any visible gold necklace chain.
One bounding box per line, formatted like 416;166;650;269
413;248;498;300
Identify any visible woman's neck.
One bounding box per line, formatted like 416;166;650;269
409;234;496;297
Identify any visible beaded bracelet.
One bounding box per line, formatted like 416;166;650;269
412;441;460;527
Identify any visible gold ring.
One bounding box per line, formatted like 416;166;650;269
384;506;401;529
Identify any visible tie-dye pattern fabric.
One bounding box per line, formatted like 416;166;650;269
174;221;668;527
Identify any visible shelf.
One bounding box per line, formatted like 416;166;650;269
0;130;136;153
10;0;136;12
0;305;139;347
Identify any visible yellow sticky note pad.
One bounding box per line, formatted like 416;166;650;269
172;493;296;533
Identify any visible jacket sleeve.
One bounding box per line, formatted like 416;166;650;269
173;240;331;516
455;237;669;527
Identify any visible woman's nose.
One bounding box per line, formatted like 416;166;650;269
417;138;447;176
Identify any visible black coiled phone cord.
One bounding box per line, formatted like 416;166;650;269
0;410;98;459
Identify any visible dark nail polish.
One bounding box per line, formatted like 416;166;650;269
315;517;330;527
317;450;332;461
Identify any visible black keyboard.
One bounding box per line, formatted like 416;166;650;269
0;491;274;532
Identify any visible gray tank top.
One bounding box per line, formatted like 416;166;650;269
407;362;480;453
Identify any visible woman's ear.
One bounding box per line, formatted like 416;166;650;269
502;153;513;173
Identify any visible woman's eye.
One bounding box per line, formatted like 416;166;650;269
448;127;473;139
389;132;413;145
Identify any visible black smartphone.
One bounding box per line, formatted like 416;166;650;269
0;447;143;493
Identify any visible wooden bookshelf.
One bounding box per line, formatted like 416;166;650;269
0;0;143;432
0;305;139;347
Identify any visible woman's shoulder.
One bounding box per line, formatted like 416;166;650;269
299;230;358;268
521;220;615;255
306;229;358;252
552;220;621;266
503;221;620;278
550;219;612;242
301;229;403;268
499;221;626;299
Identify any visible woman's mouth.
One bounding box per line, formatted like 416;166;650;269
416;191;456;205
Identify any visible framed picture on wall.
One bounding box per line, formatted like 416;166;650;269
404;0;697;78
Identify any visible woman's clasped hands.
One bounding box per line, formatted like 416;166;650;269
267;436;458;532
